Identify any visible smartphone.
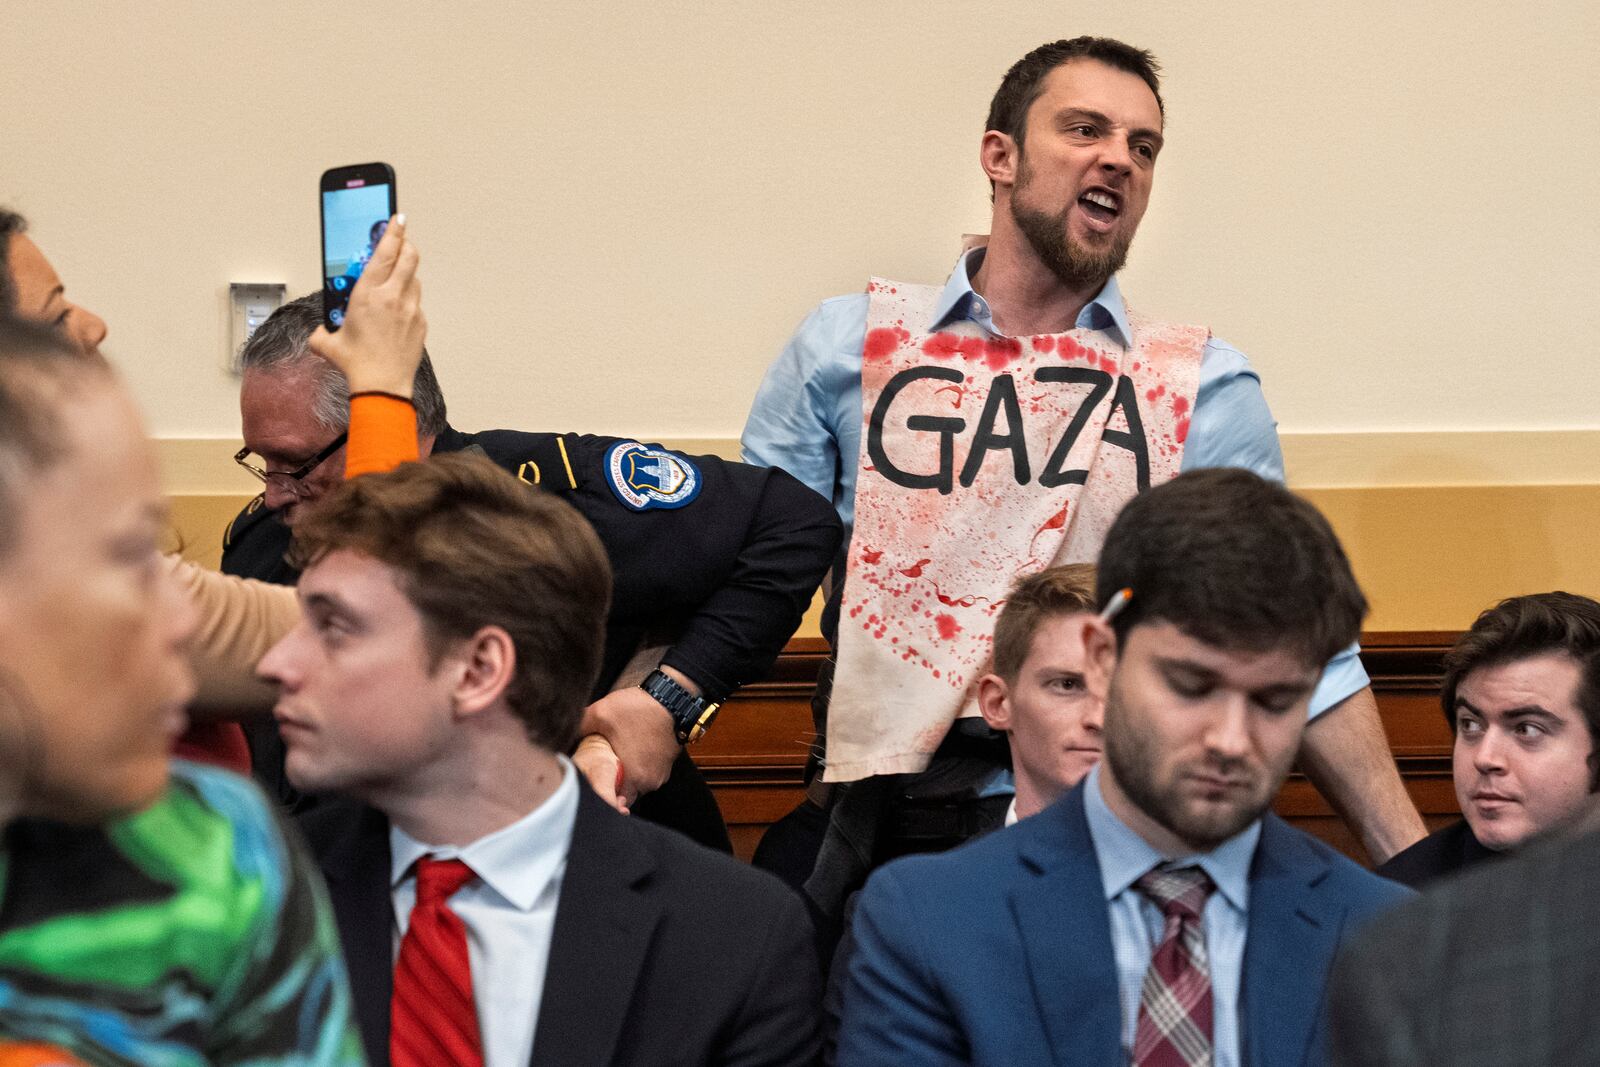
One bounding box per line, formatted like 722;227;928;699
319;162;397;331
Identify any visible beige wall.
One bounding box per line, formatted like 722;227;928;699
11;1;1600;632
6;1;1598;444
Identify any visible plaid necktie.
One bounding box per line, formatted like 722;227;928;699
392;856;484;1067
1132;864;1216;1067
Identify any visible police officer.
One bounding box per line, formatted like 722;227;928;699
224;293;841;850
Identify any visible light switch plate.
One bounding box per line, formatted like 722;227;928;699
229;283;287;367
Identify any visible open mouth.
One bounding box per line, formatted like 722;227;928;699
1077;188;1122;224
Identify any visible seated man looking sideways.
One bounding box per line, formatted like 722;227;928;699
1328;651;1600;1066
978;562;1103;824
0;315;363;1063
1377;591;1600;888
259;453;821;1067
837;468;1410;1067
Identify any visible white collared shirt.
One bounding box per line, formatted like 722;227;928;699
390;755;580;1067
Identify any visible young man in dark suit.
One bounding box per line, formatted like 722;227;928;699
256;451;820;1067
1329;658;1600;1065
1376;591;1600;888
836;468;1411;1067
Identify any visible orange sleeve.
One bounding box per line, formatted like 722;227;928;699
345;393;419;478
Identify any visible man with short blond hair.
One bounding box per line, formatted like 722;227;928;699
979;562;1102;824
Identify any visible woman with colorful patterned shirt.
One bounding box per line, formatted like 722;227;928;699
0;310;367;1062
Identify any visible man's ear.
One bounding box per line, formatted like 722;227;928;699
449;625;516;718
977;673;1013;732
1080;616;1118;703
980;130;1020;191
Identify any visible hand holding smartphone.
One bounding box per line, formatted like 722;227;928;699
319;163;397;332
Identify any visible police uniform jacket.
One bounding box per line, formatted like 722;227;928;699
222;425;842;835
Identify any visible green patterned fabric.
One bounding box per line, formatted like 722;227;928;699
0;761;365;1065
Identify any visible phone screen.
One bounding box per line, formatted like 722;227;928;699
320;169;395;330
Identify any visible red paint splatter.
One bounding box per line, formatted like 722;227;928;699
921;333;1024;371
1132;361;1141;372
861;547;883;565
933;588;988;608
935;614;962;639
1037;505;1069;534
864;326;910;361
899;558;933;578
1057;336;1091;361
1099;355;1119;374
1173;395;1191;418
866;281;877;292
1176;417;1191;443
1032;335;1057;353
890;287;898;294
1146;384;1166;403
983;336;1023;370
922;333;979;361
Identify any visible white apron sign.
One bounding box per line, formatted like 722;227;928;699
824;277;1206;782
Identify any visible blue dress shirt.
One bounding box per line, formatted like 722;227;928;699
741;248;1282;534
740;250;1366;719
1083;764;1259;1067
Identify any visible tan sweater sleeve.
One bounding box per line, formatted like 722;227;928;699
166;554;299;717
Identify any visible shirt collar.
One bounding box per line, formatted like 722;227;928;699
1081;764;1258;914
928;246;1133;349
389;754;580;912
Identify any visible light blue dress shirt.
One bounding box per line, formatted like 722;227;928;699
741;250;1367;719
1082;763;1258;1067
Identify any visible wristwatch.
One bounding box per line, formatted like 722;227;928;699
639;669;721;744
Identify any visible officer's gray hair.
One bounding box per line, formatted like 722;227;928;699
234;292;447;437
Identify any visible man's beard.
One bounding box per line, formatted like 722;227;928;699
1010;160;1133;292
1102;678;1273;852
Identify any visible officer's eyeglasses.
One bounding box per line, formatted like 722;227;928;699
233;432;349;496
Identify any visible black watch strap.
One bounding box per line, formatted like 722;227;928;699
640;669;721;744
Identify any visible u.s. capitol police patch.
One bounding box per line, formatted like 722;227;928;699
604;442;702;511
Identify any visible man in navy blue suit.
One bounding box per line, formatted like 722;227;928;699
836;468;1411;1067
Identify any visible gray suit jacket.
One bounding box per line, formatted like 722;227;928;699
1329;820;1600;1065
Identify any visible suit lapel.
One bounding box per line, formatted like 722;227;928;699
1009;787;1124;1067
530;787;662;1066
1239;816;1340;1067
314;803;397;1067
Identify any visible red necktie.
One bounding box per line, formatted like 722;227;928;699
392;856;484;1067
1132;864;1216;1067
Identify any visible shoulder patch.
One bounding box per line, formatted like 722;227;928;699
603;441;701;511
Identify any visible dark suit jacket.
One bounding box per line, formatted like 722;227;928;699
1373;816;1501;889
1329;819;1600;1065
836;781;1411;1067
301;786;821;1067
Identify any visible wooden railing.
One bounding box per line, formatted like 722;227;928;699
696;633;1462;864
